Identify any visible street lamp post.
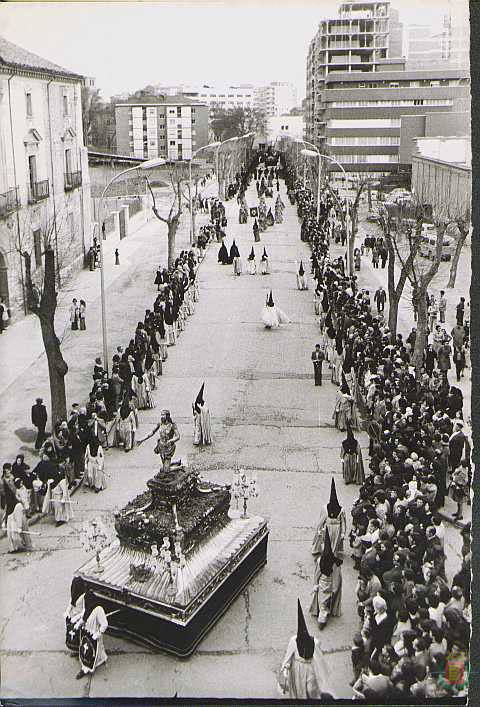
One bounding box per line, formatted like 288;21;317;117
188;142;220;244
99;156;166;374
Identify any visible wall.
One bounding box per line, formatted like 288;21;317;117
399;112;470;164
0;72;91;317
411;154;471;219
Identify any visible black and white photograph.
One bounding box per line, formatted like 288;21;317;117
0;0;473;702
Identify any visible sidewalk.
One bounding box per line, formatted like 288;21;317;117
0;178;218;460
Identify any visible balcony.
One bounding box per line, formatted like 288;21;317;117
0;187;20;218
64;171;82;191
28;179;50;204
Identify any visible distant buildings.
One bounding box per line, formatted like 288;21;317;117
114;96;209;161
406;0;470;71
266;115;305;142
411;135;471;220
305;0;470;182
153;84;255;111
254;82;297;117
0;36;91;318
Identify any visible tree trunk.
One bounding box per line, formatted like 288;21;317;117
447;232;467;288
167;219;179;269
412;290;428;381
39;248;68;424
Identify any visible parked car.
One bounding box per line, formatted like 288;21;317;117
419;232;455;261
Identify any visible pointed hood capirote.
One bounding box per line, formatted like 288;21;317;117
248;247;255;260
262;247;268;260
327;478;342;518
267;290;274;307
319;526;336;577
194;382;205;413
296;598;315;660
299;260;305;277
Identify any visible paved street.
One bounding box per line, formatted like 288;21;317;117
0;178;465;699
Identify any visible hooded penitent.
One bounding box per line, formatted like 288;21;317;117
70;576;86;605
343;422;357;455
4;482;18;517
253;218;259;230
230;241;240;259
248;247;255;261
194;382;205;414
82;589;98;623
267;291;275;307
319;526;336;577
119;396;131;421
299;261;305;277
145;350;154;371
262;247;268;261
340;372;351;395
327;478;342;518
296;598;315;660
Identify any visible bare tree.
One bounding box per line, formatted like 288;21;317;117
146;161;198;268
447;211;470;288
15;210;75;423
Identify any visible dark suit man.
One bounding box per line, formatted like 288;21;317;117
31;397;47;450
449;421;471;471
311;344;325;386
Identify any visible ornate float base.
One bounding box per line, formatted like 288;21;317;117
75;515;268;657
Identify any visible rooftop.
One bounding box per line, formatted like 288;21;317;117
0;36;84;80
114;94;207;107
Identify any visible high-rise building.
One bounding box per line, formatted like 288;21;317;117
114;96;209;161
406;1;469;71
305;0;470;180
254;82;297;117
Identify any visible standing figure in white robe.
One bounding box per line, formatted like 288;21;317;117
278;600;335;699
247;247;257;275
230;241;242;276
76;591;109;680
311;479;346;557
145;350;157;391
310;527;343;630
84;439;106;492
43;475;73;526
5;481;33;552
110;397;137;452
260;248;270;275
132;374;155;410
296;261;308;290
192;382;213;446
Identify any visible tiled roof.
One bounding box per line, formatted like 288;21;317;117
0;36;84;79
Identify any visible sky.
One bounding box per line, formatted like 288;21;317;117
0;0;456;101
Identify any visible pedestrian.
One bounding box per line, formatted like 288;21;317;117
428;295;438;331
437;342;452;384
372;246;379;268
278;600;335;699
79;300;86;331
374;286;386;313
42;473;73;527
0;296;7;334
449;460;469;520
192;382;212;446
311;344;325;386
115;248;120;266
380;245;388;268
76;590;109;680
31;397;48;450
451;323;465;350
456;297;465;325
448;421;471;472
438;290;447;323
453;346;466;382
70;298;79;330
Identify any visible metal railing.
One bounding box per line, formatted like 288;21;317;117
0;186;20;218
28;179;50;204
64;170;82;191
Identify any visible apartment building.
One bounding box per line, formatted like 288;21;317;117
254;82;297;117
154;84;255;111
115;96;209;161
0;37;91;317
406;0;470;71
305;1;470;180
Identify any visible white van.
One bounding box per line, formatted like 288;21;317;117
419;228;455;261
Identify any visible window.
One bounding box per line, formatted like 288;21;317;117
28;155;37;191
169;140;176;145
177;106;182;117
33;228;42;269
26;92;33;117
63;94;69;116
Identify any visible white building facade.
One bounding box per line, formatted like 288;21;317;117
0;37;91;318
154;84;255;111
254;82;297;117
